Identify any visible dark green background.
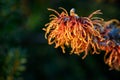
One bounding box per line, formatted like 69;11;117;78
0;0;120;80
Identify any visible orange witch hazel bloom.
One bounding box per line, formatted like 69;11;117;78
43;7;103;59
43;7;120;71
99;19;120;71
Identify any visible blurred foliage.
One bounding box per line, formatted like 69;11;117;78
0;0;120;80
0;48;26;80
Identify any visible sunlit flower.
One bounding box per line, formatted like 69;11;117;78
43;7;120;71
43;7;103;58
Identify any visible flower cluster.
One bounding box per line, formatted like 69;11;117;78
43;7;120;71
